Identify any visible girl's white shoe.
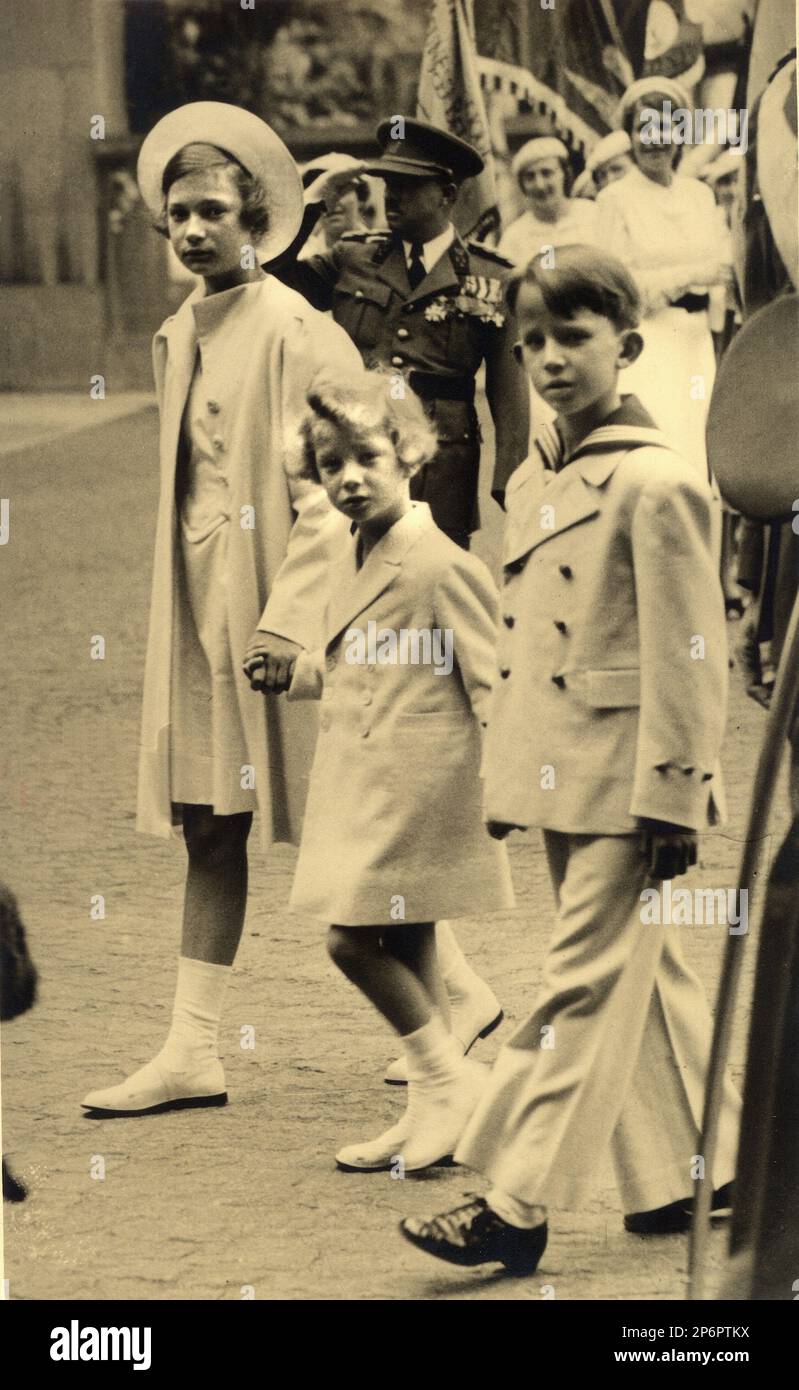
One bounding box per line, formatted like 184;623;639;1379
81;1054;227;1116
335;1116;411;1171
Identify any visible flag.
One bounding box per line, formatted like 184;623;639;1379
474;0;650;146
416;0;499;239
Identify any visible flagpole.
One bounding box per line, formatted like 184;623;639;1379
689;585;799;1299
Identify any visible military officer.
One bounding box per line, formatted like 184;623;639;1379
268;118;529;549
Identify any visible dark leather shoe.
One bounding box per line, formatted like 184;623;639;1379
400;1195;547;1275
624;1181;734;1235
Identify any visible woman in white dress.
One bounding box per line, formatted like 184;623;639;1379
499;136;599;266
500;137;600;440
596;77;734;476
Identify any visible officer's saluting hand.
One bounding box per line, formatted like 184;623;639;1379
268;118;530;550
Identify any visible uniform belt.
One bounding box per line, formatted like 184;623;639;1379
670;292;710;313
408;371;475;403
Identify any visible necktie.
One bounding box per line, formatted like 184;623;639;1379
407;241;426;290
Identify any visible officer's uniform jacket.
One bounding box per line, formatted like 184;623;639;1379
271;222;529;538
482;397;728;834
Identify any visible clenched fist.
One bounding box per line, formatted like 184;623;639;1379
243;631;302;694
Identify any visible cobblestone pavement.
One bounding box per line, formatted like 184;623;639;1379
1;400;785;1301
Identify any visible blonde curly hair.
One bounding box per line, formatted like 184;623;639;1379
298;368;438;482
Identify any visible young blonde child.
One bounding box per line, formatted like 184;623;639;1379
269;370;515;1172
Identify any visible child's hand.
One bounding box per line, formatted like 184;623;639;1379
243;631;301;693
486;819;527;840
639;819;698;880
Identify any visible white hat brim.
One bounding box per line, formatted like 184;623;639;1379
137;102;303;262
757;59;798;287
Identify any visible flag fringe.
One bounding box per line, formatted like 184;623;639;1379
477;55;602;155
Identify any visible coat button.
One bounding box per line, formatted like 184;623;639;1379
554;620;567;633
396;327;409;339
212;436;225;451
500;668;511;679
207;400;220;414
551;674;566;688
558;564;573;579
360;727;370;738
503;614;515;628
354;289;364;298
391;355;404;366
361;692;373;705
325;654;336;671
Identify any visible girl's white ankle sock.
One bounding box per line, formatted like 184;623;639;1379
402;1013;463;1084
158;956;231;1071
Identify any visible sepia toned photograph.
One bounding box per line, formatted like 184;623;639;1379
1;0;797;1341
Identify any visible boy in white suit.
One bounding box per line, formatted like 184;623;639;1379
400;244;741;1276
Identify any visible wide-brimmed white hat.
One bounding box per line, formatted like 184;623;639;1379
137;101;303;260
757;55;797;288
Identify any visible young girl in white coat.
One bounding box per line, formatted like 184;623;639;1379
272;371;515;1172
82;103;362;1118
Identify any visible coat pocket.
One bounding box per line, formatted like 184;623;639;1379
584;668;641;709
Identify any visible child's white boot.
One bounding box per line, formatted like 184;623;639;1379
398;1015;489;1171
81;957;229;1115
335;1114;411;1171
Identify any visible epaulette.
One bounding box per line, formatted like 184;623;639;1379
466;241;515;269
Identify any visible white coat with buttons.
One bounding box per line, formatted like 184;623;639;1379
136;276;362;849
286;504;515;925
483;420;728;834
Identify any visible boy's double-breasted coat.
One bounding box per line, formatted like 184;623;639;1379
136;276;362;850
482;401;728;835
454;398;740;1212
287;504;515;924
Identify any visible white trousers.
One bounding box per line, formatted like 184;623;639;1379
455;831;741;1213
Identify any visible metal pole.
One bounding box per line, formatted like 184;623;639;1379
689;585;799;1299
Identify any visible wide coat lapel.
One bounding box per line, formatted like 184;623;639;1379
371;240;415;297
152;287;202;493
503;425;672;567
324;505;432;645
503;465;601;566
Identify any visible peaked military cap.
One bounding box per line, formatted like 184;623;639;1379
362;117;484;183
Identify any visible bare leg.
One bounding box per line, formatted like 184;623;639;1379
81;806;252;1114
386;923;450;1026
181;806;252;966
327;922;437;1035
330;922;488;1171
